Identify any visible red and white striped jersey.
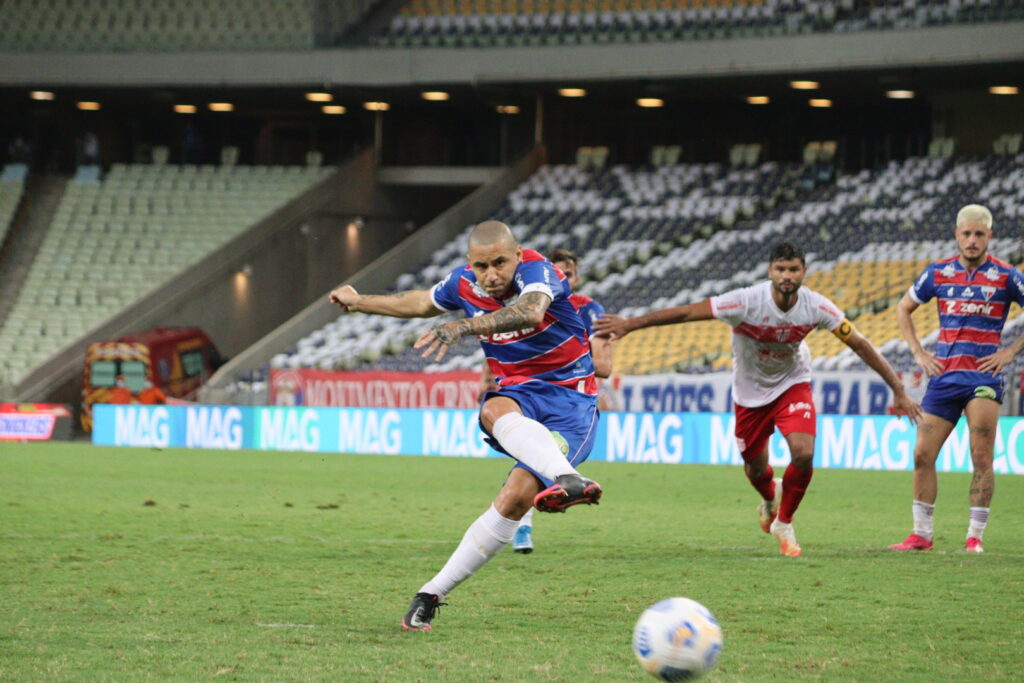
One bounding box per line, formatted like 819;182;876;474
711;281;844;407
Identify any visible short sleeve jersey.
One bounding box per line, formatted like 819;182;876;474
710;281;844;407
570;293;605;335
909;255;1024;381
430;249;597;394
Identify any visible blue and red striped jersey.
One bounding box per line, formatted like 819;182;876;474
909;255;1024;378
569;293;605;335
430;249;597;394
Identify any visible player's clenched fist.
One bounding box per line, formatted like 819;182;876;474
329;285;359;312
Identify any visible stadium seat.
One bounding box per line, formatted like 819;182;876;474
0;163;333;386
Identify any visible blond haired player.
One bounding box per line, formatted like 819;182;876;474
889;204;1024;553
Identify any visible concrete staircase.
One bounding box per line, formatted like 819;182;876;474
0;173;68;330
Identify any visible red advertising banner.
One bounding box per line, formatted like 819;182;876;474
0;404;72;442
269;369;482;409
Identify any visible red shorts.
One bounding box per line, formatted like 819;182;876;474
734;382;816;462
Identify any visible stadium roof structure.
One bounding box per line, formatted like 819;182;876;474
2;22;1021;88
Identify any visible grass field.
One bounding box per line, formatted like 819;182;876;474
2;442;1023;682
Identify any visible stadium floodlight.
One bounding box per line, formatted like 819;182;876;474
322;105;347;114
636;98;664;108
77;101;101;110
989;86;1019;95
886;90;915;99
363;101;390;111
746;96;770;105
30;91;54;100
809;98;833;108
558;88;587;97
496;105;520;114
173;104;197;114
305;92;333;102
421;91;450;101
790;80;820;90
208;102;234;112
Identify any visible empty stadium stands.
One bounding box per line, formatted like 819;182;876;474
263;151;1023;388
0;165;27;250
0;0;311;52
374;0;1024;47
0;164;332;386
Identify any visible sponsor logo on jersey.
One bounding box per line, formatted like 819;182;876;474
940;264;957;278
916;271;929;287
981;286;996;301
943;300;997;315
947;287;955;296
983;266;1000;281
963;286;974;298
480;326;537;342
788;401;813;413
471;281;489;299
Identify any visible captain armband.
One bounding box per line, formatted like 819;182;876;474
831;319;857;342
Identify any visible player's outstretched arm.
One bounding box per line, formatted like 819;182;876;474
895;293;943;377
414;291;552;361
839;324;923;424
594;299;713;340
328;285;443;319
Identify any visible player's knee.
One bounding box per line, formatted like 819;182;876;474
494;485;534;519
913;447;938;471
744;461;766;479
478;398;506;431
790;450;813;469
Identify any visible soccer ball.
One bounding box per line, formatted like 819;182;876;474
632;597;723;681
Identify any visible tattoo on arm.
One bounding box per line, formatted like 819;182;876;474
465;292;550;337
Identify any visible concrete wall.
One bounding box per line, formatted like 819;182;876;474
2;23;1021;87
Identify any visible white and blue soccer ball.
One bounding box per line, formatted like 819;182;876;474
632;597;723;681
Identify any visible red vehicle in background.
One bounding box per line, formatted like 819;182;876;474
81;327;222;430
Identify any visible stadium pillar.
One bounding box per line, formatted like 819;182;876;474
534;94;544;145
374;111;383;164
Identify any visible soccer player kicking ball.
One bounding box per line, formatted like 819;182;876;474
499;248;613;554
329;221;603;631
595;243;921;557
889;204;1024;554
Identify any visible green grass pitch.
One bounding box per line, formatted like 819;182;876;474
2;442;1023;681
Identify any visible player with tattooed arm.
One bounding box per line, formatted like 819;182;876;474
329;221;603;630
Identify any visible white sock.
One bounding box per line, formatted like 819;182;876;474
518;507;535;530
912;500;935;540
490;413;575;482
968;506;989;540
420;505;518;599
